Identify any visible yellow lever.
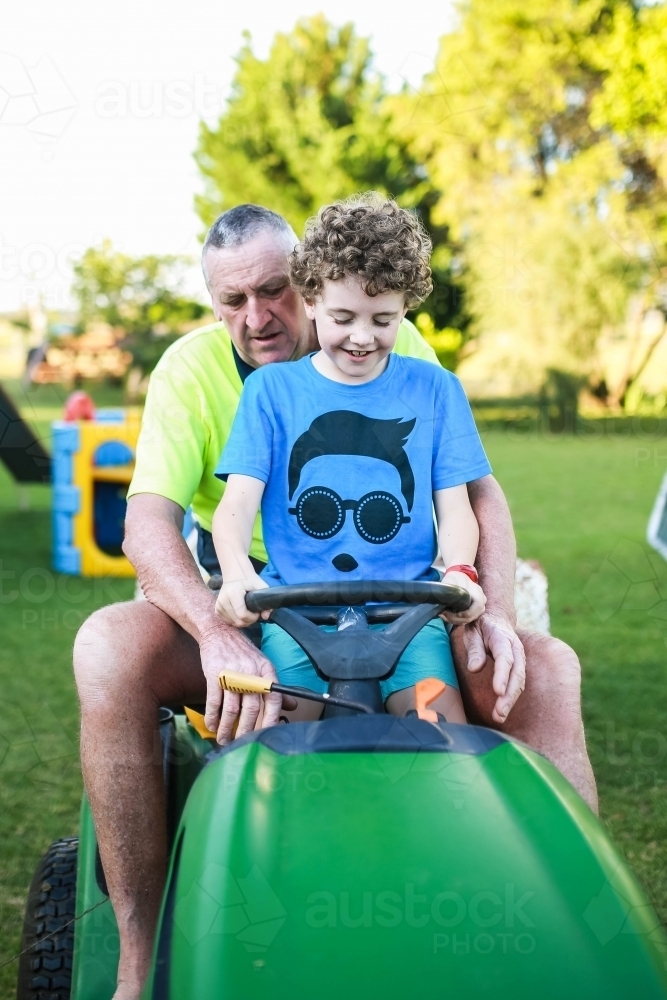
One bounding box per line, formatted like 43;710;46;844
219;671;272;695
184;706;217;740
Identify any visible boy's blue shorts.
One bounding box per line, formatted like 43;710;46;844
261;617;458;702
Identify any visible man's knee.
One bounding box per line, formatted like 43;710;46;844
74;600;202;716
73;602;158;704
519;631;582;693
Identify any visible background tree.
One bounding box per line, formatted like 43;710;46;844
72;242;209;380
589;0;667;406
400;0;667;405
194;15;469;360
192;6;667;402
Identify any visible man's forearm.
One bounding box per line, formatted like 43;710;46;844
123;493;225;645
467;476;517;626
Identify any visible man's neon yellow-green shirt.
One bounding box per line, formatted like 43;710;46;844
128;319;438;564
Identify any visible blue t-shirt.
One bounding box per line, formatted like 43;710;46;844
216;353;491;587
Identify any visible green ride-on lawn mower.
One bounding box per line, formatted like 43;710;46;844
17;580;667;999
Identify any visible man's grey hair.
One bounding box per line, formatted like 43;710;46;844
203;204;297;258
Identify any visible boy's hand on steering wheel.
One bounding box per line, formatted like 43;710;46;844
215;574;270;627
440;571;486;625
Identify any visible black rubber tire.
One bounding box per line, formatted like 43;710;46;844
16;837;77;1000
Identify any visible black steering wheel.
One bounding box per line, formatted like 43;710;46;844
245;579;471;623
242;580;471;691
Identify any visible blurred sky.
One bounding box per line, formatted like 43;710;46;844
0;0;454;314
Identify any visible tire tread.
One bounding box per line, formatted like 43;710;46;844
16;837;77;1000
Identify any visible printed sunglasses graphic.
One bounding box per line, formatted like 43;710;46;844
287;411;416;569
289;487;410;543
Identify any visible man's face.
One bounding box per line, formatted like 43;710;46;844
204;232;314;368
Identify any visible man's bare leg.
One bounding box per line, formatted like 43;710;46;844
73;601;207;1000
451;627;598;812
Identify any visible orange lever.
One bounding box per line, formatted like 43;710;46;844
415;678;447;723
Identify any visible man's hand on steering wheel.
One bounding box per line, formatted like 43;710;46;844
199;618;284;746
462;612;526;724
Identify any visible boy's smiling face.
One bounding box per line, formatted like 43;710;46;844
304;275;407;384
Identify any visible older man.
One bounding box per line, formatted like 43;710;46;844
73;204;596;1000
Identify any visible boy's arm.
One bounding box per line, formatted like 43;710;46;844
434;485;486;624
212;474;269;627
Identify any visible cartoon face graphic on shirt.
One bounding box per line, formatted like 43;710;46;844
287;410;416;573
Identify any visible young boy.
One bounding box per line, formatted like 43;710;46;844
212;195;491;724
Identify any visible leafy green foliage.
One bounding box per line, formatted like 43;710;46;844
399;0;667;397
414;313;462;370
72;242;208;375
194;15;469;343
195;17;426;230
592;3;667;141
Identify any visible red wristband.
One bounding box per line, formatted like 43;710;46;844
445;564;479;584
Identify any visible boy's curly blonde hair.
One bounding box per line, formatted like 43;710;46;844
289;193;433;308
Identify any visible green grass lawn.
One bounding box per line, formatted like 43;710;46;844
0;390;666;995
485;424;667;920
0;382;134;994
